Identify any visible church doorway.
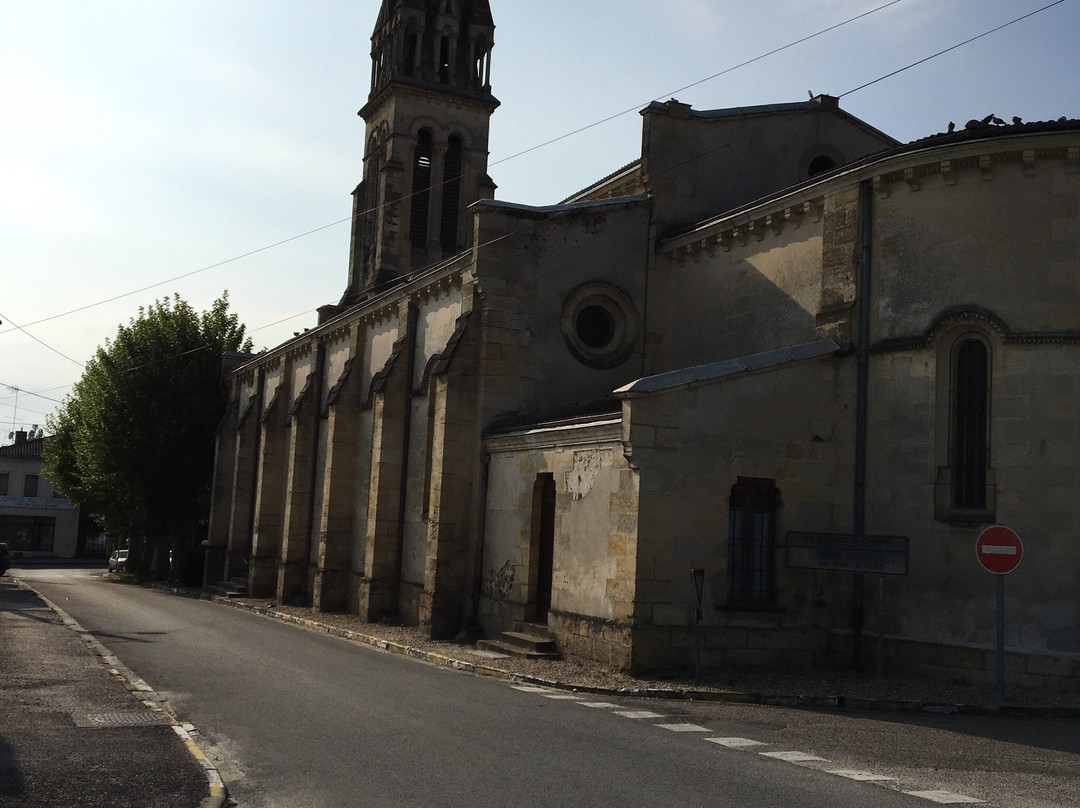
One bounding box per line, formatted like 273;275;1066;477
530;474;556;624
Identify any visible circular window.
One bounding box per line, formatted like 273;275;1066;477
561;283;639;369
576;305;616;349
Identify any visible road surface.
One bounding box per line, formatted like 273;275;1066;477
16;567;1079;808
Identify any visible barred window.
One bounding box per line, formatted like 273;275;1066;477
952;338;989;509
727;479;778;608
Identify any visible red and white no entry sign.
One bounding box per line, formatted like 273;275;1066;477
976;525;1024;575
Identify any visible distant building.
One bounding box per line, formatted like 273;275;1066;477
205;0;1080;691
0;431;80;560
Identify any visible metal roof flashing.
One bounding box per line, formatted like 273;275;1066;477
615;339;841;398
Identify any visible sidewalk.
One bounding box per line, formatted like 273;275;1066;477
0;579;216;808
214;595;1080;718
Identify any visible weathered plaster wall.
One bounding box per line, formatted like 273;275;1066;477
480;428;637;667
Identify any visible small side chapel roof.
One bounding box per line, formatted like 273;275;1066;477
615;339;841;397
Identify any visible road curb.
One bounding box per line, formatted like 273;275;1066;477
207;594;1080;720
16;580;229;808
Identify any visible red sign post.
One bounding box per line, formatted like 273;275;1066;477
976;525;1024;575
977;525;1024;706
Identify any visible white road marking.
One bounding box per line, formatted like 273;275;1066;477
543;694;582;700
614;710;666;719
705;737;768;748
577;702;619;709
655;723;711;732
904;791;985;805
512;686;552;693
761;750;829;763
828;770;898;782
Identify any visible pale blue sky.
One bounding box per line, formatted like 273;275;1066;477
1;0;1077;439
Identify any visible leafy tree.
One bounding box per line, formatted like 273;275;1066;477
45;293;253;582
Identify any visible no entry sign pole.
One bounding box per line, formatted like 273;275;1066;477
976;526;1024;706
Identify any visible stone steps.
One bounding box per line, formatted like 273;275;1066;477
205;576;249;599
477;629;560;660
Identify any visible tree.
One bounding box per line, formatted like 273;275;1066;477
45;293;253;582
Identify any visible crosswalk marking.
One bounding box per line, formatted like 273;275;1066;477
614;710;666;719
828;770;897;782
510;683;985;804
705;737;768;748
904;792;985;805
761;750;829;763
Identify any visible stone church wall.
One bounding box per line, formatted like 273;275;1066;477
623;355;850;673
480;424;637;668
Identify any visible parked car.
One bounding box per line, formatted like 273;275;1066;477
0;542;9;576
108;549;129;572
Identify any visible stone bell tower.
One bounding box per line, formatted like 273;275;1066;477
336;0;499;309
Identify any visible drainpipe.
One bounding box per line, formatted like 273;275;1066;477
853;180;873;671
471;451;491;625
393;301;420;612
303;339;327;599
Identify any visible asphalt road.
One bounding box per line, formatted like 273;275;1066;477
15;567;1080;808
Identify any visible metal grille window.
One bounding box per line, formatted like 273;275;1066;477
409;129;433;245
952;339;989;509
727;479;778;608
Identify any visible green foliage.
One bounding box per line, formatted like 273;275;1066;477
44;293;253;580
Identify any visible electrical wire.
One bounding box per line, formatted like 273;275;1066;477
2;0;1067;398
0;0;908;340
0;310;85;368
841;0;1068;97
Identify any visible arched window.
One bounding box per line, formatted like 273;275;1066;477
410;129;433;246
951;337;989;509
440;135;463;254
808;155;838;177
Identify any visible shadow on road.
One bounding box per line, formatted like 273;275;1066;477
0;735;26;798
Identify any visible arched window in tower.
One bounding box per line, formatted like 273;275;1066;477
404;27;419;78
410;129;433;247
440;135;463;254
439;36;451;84
951;337;990;509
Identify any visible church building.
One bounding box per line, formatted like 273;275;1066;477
205;0;1080;691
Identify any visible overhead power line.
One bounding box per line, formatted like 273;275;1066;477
842;0;1068;97
0;0;908;340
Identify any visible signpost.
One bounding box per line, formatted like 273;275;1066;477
691;568;705;681
787;532;909;676
976;525;1024;706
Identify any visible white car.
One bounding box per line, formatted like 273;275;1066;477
108;549;129;572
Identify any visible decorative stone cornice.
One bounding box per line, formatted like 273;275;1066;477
870;305;1080;353
484;417;623;453
324;323;353;346
661;129;1078;259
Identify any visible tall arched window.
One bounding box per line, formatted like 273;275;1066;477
951;337;989;509
440;135;463;254
410;129;433;246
